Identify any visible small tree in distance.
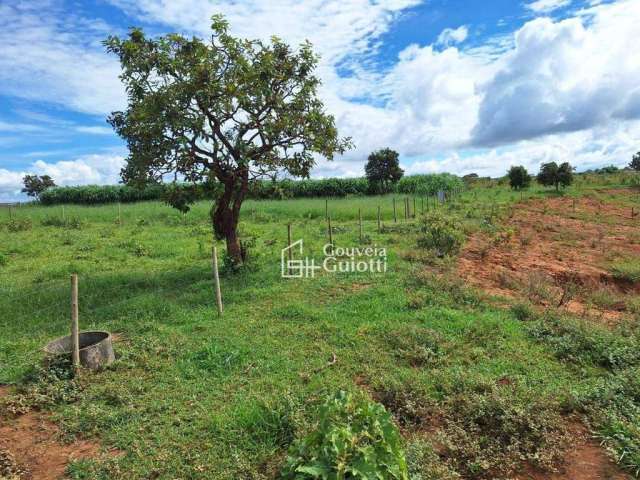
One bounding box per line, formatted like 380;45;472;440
105;16;352;264
537;162;573;191
507;166;531;190
21;174;56;199
629;152;640;171
365;148;404;194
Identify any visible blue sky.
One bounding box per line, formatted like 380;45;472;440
0;0;638;200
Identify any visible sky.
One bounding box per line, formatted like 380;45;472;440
0;0;639;201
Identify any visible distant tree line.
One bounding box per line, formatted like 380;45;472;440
507;162;574;191
38;173;463;206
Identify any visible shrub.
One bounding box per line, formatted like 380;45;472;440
610;261;640;283
507;166;531;190
417;211;464;257
41;215;66;227
281;391;409;479
527;314;640;370
5;219;32;232
439;388;569;478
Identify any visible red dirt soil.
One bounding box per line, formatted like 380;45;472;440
517;424;630;480
0;386;107;480
458;191;640;324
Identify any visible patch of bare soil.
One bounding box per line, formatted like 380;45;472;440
517;424;630;480
0;386;108;480
458;190;640;324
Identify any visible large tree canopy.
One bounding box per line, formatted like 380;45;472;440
105;16;351;263
507;165;531;190
364;148;403;194
21;174;56;199
536;161;573;191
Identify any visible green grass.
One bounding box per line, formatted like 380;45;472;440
610;260;640;283
1;184;639;479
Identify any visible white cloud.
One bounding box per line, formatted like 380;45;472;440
107;0;420;66
0;154;125;202
436;26;468;47
0;169;25;202
0;0;639;184
75;126;114;135
0;2;126;116
0;121;45;133
405;120;640;178
472;1;640;147
525;0;572;14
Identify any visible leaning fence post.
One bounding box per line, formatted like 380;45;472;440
71;274;80;370
212;246;223;316
328;216;333;246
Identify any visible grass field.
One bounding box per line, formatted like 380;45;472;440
1;179;639;479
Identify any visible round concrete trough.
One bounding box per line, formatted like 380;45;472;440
44;331;115;370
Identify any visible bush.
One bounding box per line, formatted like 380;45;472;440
527;314;640;370
610;261;640;283
5;219;32;232
439;388;569;478
281;391;409;479
417;212;464;257
397;174;463;196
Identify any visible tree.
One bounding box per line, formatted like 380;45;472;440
364;148;403;193
105;16;352;264
21;174;56;199
630;152;640;171
536;162;573;191
507;166;531;190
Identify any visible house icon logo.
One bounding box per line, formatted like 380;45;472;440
281;239;320;278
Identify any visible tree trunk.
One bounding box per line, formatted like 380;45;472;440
211;170;249;265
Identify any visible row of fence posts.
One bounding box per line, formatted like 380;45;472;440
287;188;466;257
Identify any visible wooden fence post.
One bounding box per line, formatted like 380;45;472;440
287;224;293;275
325;199;328;219
328;216;333;245
393;198;397;223
70;274;80;370
212;246;223;316
9;205;14;220
377;206;381;233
